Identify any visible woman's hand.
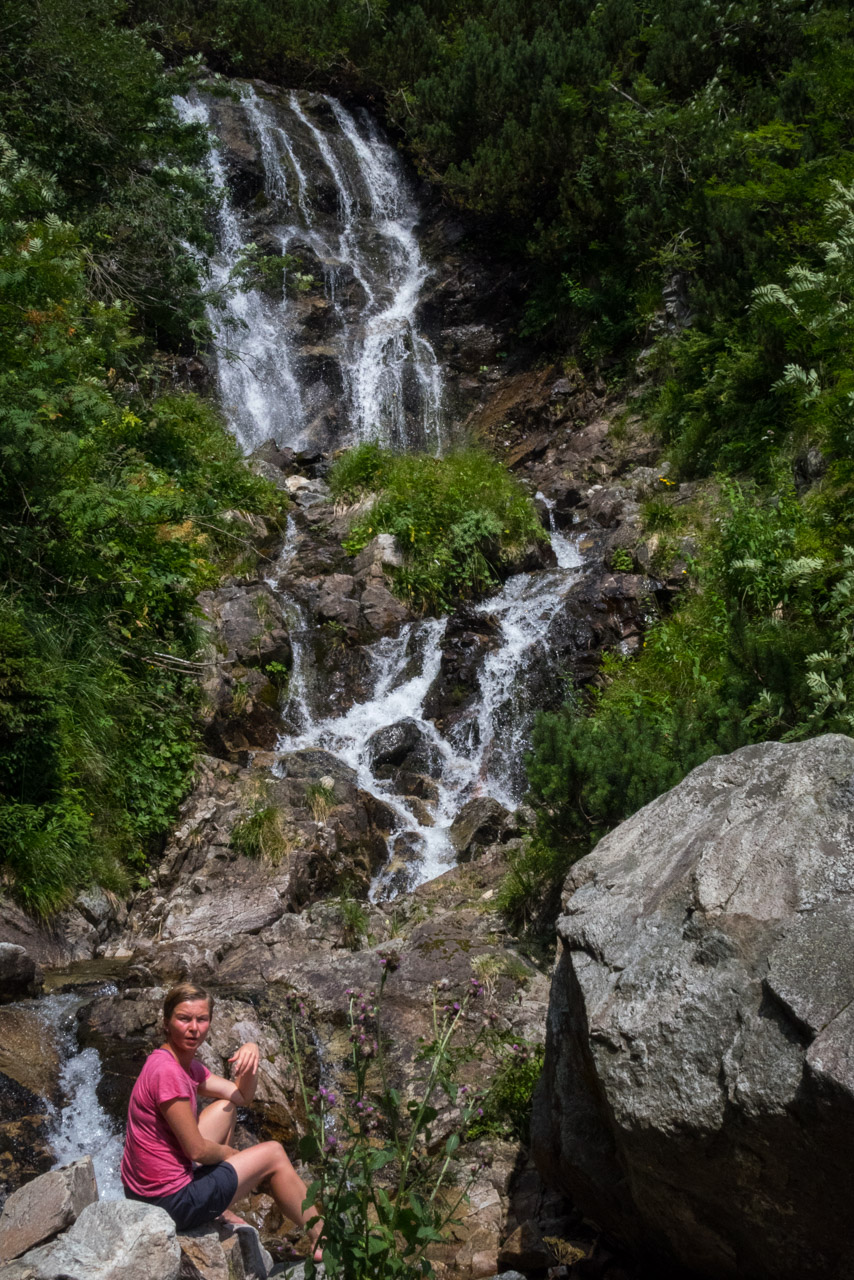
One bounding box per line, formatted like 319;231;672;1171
229;1044;258;1075
228;1042;260;1103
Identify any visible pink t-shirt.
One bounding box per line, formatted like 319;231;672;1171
121;1047;211;1197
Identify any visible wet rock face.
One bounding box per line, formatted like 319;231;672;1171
366;718;442;780
422;607;501;731
0;946;41;1005
0;1009;60;1202
532;734;854;1280
197;585;292;670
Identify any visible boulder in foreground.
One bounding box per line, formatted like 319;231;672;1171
532;735;854;1280
0;1159;97;1262
1;1200;179;1280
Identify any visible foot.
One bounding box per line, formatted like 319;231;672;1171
219;1209;251;1229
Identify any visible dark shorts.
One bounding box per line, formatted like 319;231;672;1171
123;1161;239;1232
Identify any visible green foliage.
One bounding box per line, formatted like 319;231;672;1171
231;803;292;865
0;147;282;912
328;441;391;500
286;966;488;1280
527;177;854;878
338;892;370;950
526;476;854;864
0;0;215;345
467;1040;544;1145
305;781;337;823
331;444;547;613
609;547;633;573
496;834;577;933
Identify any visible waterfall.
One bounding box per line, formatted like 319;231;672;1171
173;94;305;452
175;85;443;452
35;990;125;1199
179;81;591;886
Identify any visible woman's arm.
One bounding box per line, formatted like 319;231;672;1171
160;1097;235;1165
199;1042;260;1107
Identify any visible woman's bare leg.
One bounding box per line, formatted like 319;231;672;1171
198;1099;237;1146
225;1142;323;1258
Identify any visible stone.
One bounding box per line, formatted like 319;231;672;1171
250;440;295;473
0;1159;98;1262
496;1222;552;1272
314;574;360;635
0;1008;60;1107
233;1224;273;1279
197;586;291;670
0;946;40;1004
422;608;501;730
450;798;510;861
532;735;854;1280
9;1200;180;1280
178;1224;245;1279
351;534;404;577
359;582;410;636
366;719;441;778
279;750;357;786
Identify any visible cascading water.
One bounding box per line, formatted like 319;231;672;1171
174;93;305;451
178;81;591;887
35;990;125;1198
276;541;585;888
175;85;443;453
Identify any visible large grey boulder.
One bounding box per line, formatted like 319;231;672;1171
0;1159;97;1262
2;1200;179;1280
531;735;854;1280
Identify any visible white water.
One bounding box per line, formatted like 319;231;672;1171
174;93;306;452
175;85;443;452
36;991;125;1200
179;83;590;887
278;539;585;886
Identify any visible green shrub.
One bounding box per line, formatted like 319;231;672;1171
331;445;547;613
496;835;578;933
609;547;633;573
231;804;292;865
467;1039;545;1145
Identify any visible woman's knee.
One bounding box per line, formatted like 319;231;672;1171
260;1140;288;1169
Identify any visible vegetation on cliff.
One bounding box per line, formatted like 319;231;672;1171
330;443;546;612
0;5;283;912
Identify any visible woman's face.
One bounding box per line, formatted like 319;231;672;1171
165;998;212;1055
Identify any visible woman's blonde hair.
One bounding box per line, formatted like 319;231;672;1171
162;982;214;1027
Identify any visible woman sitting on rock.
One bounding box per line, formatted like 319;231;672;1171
120;982;322;1254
